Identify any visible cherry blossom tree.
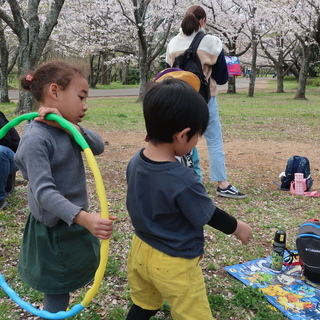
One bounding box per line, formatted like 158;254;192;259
203;0;274;97
0;0;318;104
51;0;187;98
288;0;320;99
51;0;128;87
0;0;65;113
272;0;320;100
257;1;298;93
116;0;183;98
203;0;251;93
260;33;298;93
228;0;262;97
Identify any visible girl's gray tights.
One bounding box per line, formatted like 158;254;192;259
41;293;70;319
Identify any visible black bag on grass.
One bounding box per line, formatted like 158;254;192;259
280;155;313;191
296;220;320;283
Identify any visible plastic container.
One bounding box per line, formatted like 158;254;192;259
270;230;286;271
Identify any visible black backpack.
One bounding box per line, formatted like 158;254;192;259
172;32;210;102
296;220;320;283
280;155;313;191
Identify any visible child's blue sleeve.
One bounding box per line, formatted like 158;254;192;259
190;147;202;182
211;49;229;85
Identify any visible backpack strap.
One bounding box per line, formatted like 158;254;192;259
189;31;206;53
282;248;301;266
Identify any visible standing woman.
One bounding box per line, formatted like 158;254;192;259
166;5;246;199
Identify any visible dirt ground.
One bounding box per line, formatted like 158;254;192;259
96;79;320;194
100;133;319;190
13;78;319;201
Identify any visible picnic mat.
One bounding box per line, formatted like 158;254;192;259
224;254;320;319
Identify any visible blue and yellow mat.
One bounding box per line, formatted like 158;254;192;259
224;254;320;319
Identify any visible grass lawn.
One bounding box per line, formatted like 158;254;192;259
0;78;320;319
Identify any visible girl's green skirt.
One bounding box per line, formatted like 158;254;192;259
18;214;100;294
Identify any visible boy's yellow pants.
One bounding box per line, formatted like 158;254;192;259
127;234;214;320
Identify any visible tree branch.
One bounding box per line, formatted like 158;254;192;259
39;0;65;42
3;0;24;37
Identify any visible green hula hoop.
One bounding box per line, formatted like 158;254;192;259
0;112;110;319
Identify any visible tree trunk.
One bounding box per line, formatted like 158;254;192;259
16;29;39;112
276;62;285;93
18;91;38;113
0;72;9;103
248;39;258;97
101;52;110;85
276;73;285;93
227;75;236;94
138;44;148;100
88;54;101;88
127;0;174;100
0;0;66;113
294;42;310;100
275;50;285;93
122;63;129;85
0;23;9;103
315;13;320;47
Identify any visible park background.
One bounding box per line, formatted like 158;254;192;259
1;0;320;319
1;78;320;319
0;0;320;110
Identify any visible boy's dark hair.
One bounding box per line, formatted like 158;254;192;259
143;78;209;144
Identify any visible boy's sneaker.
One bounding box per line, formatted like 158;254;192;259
216;185;246;199
0;198;7;209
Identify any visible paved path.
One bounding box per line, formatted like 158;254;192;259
8;77;270;99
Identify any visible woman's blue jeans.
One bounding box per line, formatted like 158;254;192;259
0;145;18;199
191;96;227;182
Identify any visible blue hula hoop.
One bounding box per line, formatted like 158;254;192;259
0;112;110;319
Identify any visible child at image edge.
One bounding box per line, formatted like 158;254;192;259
125;78;251;320
15;60;117;315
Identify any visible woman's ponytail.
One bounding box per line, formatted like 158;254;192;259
181;6;206;36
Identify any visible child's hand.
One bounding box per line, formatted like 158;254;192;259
74;211;118;239
35;106;63;128
233;221;251;245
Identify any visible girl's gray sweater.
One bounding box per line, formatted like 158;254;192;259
14;120;104;227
